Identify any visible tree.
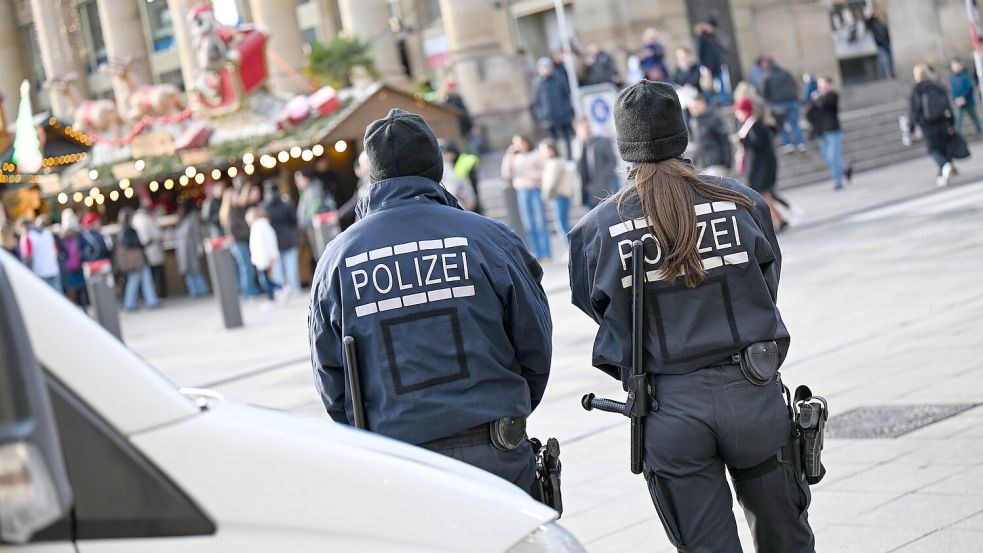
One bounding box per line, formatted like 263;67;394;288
12;80;42;174
307;34;378;88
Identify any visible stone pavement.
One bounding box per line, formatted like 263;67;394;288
119;150;983;552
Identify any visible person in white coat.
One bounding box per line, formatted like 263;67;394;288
131;207;167;298
246;206;279;301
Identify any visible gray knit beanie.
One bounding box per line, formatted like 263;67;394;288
364;108;443;183
614;80;689;163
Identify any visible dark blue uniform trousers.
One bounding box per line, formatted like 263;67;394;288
644;365;816;553
441;440;537;495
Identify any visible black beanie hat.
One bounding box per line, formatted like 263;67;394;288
614;80;688;163
364;108;443;183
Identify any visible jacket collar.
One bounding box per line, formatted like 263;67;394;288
355;176;462;219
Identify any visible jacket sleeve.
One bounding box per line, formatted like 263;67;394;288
909;89;921;130
497;230;553;411
309;272;349;424
749;191;782;301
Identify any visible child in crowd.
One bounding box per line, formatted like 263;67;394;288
246;206;279;302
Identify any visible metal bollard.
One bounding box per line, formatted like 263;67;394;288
311;211;341;260
502;186;529;247
83;259;122;340
204;236;243;329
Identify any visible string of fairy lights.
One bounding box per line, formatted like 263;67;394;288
52;140;349;208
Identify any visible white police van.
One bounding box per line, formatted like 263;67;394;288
0;251;584;553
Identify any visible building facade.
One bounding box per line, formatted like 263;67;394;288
1;0;978;148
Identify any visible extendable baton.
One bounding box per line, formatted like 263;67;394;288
342;336;367;429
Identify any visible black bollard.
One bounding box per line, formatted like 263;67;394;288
83;259;122;340
204;236;243;329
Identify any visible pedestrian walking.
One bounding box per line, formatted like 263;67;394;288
735;97;787;230
246;206;279;302
131;206;167;299
58;219;88;306
584;43;621;86
219;186;261;297
309;108;552;493
17;216;61;291
760;56;806;153
539;138;576;245
532;57;575;159
263;182;301;296
686;94;733;177
573;118;620;208
569;80;816;553
640;28;668;82
501;135;551;261
695;19;730;104
866;5;894;80
909;63;959;187
807;76;852;190
949;57;981;135
174;199;211;298
116;208;159;311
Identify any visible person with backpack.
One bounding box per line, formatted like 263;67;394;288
58;219;88;307
80;212;112;262
909;62;960;186
760;56;806;153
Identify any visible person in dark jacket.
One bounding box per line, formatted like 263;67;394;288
640;28;669;82
760;56;805;152
686;94;732;176
672;47;702;92
735;97;786;229
573;118;620;208
808;76;852;189
263;181;300;295
201;181;225;238
695;19;730;104
533;57;575;159
569;81;815;553
866;6;894;79
909;62;959;186
584;43;620;85
174;199;210;298
220;185;261;297
949;57;981;134
309;108;552;493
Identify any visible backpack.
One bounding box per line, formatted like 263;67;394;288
62;237;83;272
921;84;951;123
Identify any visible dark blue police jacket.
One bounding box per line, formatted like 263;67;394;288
569;176;789;378
309;176;553;445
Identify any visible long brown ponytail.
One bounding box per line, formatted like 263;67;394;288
617;159;753;288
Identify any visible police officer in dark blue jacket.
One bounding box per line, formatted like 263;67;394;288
309;108;553;493
569;81;815;552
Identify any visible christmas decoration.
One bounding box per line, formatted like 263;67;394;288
12;80;43;174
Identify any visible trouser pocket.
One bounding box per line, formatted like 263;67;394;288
644;470;687;550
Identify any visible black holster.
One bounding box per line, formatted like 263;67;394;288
530;437;563;516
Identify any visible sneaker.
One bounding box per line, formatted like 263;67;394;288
796;143;807;153
940;163;953;186
781;144;796;154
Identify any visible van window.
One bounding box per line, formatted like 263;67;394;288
45;374;215;540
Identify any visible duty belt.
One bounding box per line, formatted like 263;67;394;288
419;417;527;452
419;424;492;451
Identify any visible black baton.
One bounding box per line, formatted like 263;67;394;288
342;335;367;429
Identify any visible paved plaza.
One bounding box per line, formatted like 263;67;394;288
120;151;983;552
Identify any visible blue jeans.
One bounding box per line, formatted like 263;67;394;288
516;188;551;260
877;46;895;79
41;274;62;292
271;247;300;293
819;131;845;187
551;196;572;241
256;268;277;300
183;272;211;297
231;241;260;297
776;100;805;147
123;265;159;310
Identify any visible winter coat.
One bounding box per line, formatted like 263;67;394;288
297;179;329;231
866;16;891;48
739;118;778;192
174;213;204;276
19;226;60;278
696;32;724;74
533;74;574;129
950;70;975;108
673;65;702;91
248;217;279;271
501;149;544;191
131;210;165;265
265;196;299;252
226;205;251;243
575;135;619;203
569;175;787;377
761;65;799;104
585;51;619;85
541;158;576;200
309;176;552;443
691;110;733;169
808;91;841;135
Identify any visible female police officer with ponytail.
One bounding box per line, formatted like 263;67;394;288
569;80;816;552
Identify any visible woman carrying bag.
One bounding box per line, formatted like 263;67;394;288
116;208;159;311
